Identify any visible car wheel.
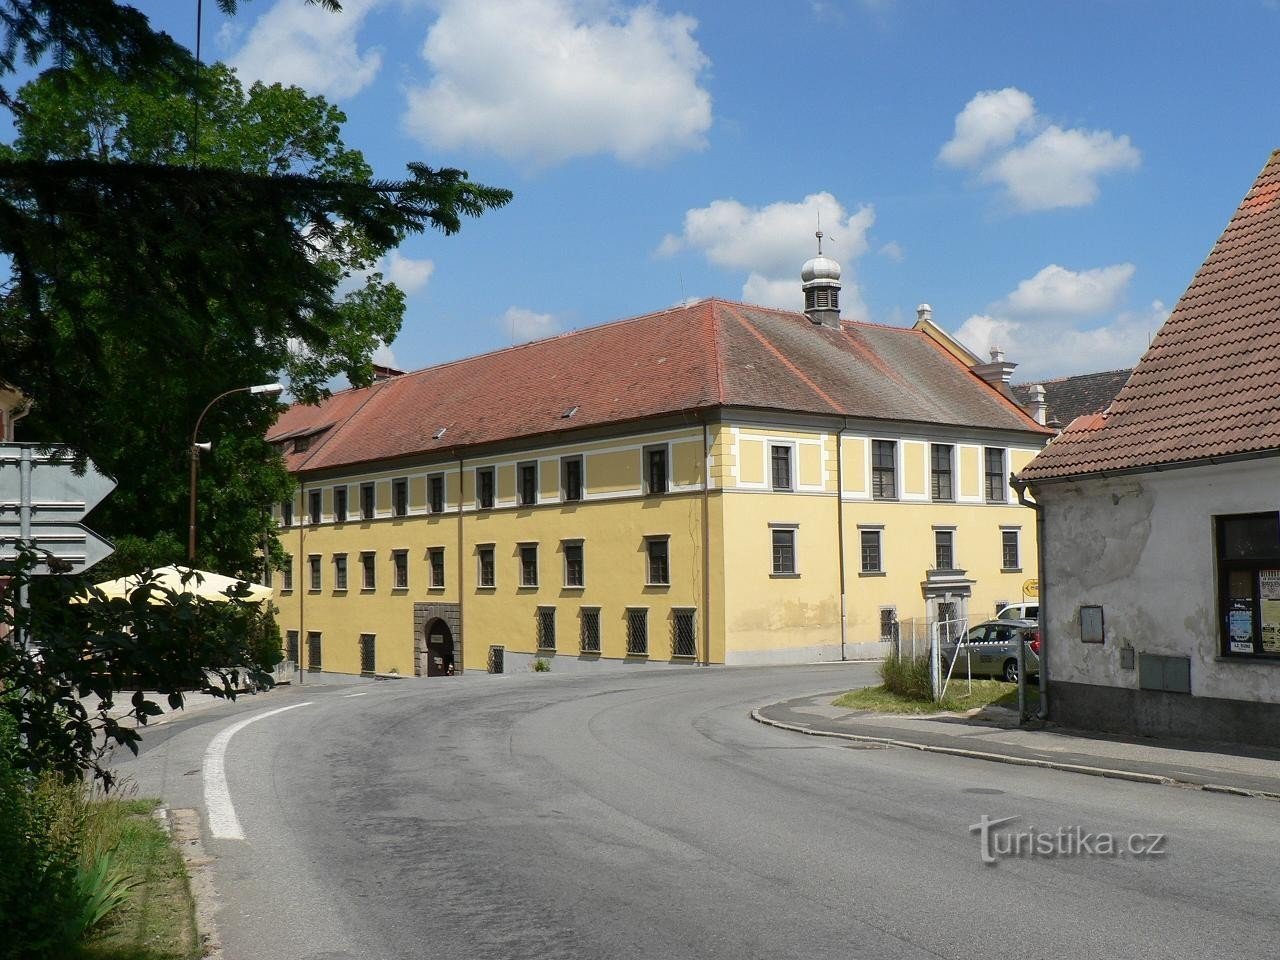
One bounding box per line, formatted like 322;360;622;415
1002;659;1018;683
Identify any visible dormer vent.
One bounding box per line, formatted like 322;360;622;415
561;405;579;419
432;427;447;440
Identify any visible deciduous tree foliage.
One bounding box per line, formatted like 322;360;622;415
0;1;511;781
0;16;510;576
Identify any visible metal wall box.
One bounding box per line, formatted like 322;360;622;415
1139;654;1191;694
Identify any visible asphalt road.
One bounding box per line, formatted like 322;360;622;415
112;664;1280;960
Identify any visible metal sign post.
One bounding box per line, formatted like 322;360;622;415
1;444;117;650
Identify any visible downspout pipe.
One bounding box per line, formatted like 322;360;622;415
297;478;305;685
836;419;848;661
1012;475;1046;720
701;416;712;666
457;451;465;674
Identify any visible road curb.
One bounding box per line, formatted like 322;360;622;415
750;707;1280;802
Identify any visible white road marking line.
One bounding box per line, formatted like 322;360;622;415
203;702;311;841
342;692;369;698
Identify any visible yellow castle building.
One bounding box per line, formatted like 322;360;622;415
268;248;1051;676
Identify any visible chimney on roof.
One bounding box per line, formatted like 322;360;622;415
916;304;932;323
972;345;1018;396
800;231;842;329
371;364;405;382
1026;383;1048;425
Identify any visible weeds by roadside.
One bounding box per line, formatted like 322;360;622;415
1;710;197;960
834;681;1038;715
832;653;1039;715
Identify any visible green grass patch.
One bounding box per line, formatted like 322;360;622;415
73;799;199;960
834;680;1040;715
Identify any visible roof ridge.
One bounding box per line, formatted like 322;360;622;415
341;299;728;393
1012;368;1132;387
914;327;1051;432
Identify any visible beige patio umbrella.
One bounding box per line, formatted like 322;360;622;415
79;564;273;604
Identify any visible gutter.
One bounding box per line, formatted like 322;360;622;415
1011;475;1046;720
1024;445;1280;487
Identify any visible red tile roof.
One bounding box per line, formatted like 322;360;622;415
271;298;1050;475
1021;150;1280;482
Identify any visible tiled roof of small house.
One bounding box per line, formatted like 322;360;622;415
1021;150;1280;482
1011;369;1132;428
270;299;1050;474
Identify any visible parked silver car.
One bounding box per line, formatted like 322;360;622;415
940;619;1041;683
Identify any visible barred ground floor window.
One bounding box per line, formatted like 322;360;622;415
626;608;648;656
306;631;322;672
580;607;601;653
672;608;697;658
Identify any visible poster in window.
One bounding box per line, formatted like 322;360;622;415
1228;599;1255;654
1260;570;1280;654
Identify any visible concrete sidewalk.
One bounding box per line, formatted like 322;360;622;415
754;691;1280;800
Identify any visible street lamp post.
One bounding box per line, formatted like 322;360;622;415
188;382;284;564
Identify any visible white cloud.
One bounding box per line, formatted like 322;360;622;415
940;88;1139;212
659;192;873;275
939;87;1035;168
660;192;874;318
658;192;875;317
383;252;435;295
1002;263;1135;316
986;126;1140;211
878;240;904;262
229;0;383;100
403;0;711;167
503;306;562;342
954;313;1020;362
956;290;1168;379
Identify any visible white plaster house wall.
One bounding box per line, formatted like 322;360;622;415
1039;456;1280;705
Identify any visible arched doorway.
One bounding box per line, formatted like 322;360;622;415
424;618;455;676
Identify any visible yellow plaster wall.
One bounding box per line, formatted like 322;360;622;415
672;440;702;486
720;492;842;657
959;446;980;498
840;501;1038;642
276;518;457;676
409;476;426;509
497;464;515;501
462;493;707;667
539;459;559;499
903;441;926;496
276;425;713;675
739;439;764;484
842;437;866;493
589;449;639;493
799;443;822;487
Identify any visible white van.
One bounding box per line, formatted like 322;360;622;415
996;601;1039;621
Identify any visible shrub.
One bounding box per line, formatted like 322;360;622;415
879;654;933;702
532;658;551;672
0;712;137;959
0;711;82;958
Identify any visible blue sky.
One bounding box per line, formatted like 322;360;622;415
133;0;1279;381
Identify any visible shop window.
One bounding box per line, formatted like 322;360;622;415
1217;512;1280;658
